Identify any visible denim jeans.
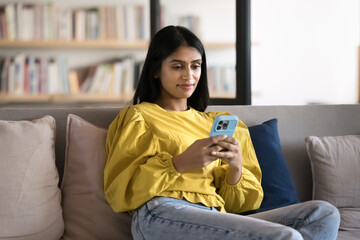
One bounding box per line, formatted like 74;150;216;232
131;197;340;240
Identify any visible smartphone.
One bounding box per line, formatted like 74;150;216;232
209;115;239;138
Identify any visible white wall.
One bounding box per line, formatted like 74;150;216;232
252;0;359;105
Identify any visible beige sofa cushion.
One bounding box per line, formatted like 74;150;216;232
0;116;64;240
61;114;132;239
339;208;360;230
305;135;360;230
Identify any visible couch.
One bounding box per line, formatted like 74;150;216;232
0;104;359;240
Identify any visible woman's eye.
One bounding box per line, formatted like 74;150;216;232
192;64;201;70
172;65;182;70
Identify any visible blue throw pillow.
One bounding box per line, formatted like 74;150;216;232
246;118;300;214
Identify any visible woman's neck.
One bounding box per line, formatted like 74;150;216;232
155;99;188;111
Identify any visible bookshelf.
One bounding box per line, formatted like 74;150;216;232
0;93;132;103
0;0;250;106
0;40;233;49
0;40;149;49
0;0;149;106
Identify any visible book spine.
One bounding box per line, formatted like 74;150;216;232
5;3;16;40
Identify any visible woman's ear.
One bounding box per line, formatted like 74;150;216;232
153;73;159;79
153;69;160;79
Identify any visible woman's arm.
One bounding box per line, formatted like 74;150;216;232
104;107;181;212
213;125;263;213
211;136;243;185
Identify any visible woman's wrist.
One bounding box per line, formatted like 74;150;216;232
172;155;184;173
226;166;242;185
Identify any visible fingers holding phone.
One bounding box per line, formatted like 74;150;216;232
173;135;227;173
209;115;238;151
209;115;243;170
173;115;241;173
210;137;243;166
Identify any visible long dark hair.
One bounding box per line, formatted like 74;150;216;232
132;25;209;112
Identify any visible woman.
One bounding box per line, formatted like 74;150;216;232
104;25;340;240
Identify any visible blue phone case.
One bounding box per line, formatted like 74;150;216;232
209;115;239;137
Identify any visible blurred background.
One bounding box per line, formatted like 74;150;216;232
0;0;358;107
251;0;359;105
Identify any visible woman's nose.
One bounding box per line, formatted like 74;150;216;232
182;67;192;80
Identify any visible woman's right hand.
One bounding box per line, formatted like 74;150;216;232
172;135;227;173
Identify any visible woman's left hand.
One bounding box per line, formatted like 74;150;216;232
209;137;243;185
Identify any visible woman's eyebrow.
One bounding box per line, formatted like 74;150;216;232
169;59;202;63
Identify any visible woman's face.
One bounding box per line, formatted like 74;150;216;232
156;46;202;103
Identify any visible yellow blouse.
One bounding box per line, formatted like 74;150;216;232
104;102;263;213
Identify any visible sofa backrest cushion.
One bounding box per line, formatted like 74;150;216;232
61;114;132;239
306;135;360;231
0;116;64;240
246;118;300;213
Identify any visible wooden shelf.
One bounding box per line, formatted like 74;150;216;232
0;94;52;103
204;42;235;49
0;93;133;104
0;40;150;49
209;92;236;99
0;40;237;50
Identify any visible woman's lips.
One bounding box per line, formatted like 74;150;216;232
177;84;194;90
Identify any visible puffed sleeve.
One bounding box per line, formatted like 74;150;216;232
213;121;263;213
104;107;181;212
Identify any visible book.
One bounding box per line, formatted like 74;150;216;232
115;5;125;40
27;55;38;94
24;57;30;93
0;6;7;39
121;57;135;94
47;58;59;94
13;53;25;95
0;59;4;91
74;9;86;41
5;3;16;40
23;4;36;41
58;56;69;94
58;8;71;41
99;64;113;94
79;65;96;92
112;61;124;95
124;4;136;41
68;70;80;94
7;58;15;94
38;57;47;94
88;68;107;93
33;3;41;40
86;8;99;40
0;58;10;93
